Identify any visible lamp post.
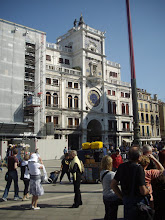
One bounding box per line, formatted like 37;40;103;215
126;0;140;145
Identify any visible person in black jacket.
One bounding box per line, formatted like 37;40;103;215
59;153;71;183
69;150;82;208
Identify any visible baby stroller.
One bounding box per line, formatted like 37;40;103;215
48;170;60;183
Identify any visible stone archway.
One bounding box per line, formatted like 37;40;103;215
87;119;102;142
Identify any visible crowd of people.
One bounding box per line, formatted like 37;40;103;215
1;143;165;220
1;146;83;210
101;144;165;220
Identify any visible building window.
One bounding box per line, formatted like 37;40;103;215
108;101;112;114
151;115;154;124
46;116;51;123
74;83;78;89
140;103;143;110
107;90;111;95
157;128;159;136
46;55;51;61
122;122;130;131
112;90;115;96
59;58;63;63
46;78;51;85
145;104;148;111
53;79;58;86
142;126;145;136
150;104;152;111
126;104;129;115
146;114;149;123
113;102;116;114
122;103;125;114
74;96;78;109
121;92;124;97
156;115;159;125
68;82;72;88
125;93;130;98
108;120;117;131
75;118;79;127
46;92;51;106
68;95;72;108
141;113;144;122
53;117;58;126
53;93;58;106
147;126;150;136
65;59;70;65
155;104;158;112
110;71;117;78
68;118;73;128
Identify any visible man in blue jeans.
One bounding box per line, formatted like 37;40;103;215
2;148;22;201
111;146;150;220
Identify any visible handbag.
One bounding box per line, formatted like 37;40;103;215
131;165;154;220
24;166;30;179
5;171;9;181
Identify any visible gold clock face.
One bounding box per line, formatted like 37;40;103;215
88;90;100;107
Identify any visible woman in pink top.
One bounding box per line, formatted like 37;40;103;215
139;154;164;208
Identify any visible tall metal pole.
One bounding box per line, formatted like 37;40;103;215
126;0;140;145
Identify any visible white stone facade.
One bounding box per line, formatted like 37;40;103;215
45;17;133;149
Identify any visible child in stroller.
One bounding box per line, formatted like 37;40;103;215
48;170;60;183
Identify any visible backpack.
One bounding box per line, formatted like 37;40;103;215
80;160;84;173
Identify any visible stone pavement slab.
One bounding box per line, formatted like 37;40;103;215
0;160;124;220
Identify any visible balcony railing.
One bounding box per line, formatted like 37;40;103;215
67;125;80;129
46;65;81;76
122;128;130;132
46;42;72;53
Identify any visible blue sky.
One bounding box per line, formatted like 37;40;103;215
1;0;165;101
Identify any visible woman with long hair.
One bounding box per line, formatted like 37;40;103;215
100;155;122;220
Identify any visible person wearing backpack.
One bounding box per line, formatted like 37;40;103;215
69;150;83;208
100;155;122;220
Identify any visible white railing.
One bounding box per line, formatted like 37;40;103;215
106;60;120;68
46;42;72;53
46;65;81;76
108;79;130;87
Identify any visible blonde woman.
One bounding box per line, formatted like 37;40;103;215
100;155;122;220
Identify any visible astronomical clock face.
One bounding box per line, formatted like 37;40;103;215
88;90;100;107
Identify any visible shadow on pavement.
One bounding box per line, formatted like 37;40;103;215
92;219;123;220
0;204;71;210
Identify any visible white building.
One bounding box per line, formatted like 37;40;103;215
45;15;133;149
0;16;133;149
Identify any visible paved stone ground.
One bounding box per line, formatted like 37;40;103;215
0;160;124;220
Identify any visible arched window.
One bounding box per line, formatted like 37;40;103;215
108;101;112;114
122;103;125;114
46;92;51;106
74;96;78;109
68;95;72;108
53;93;58;106
126;104;129;115
113;102;116;114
